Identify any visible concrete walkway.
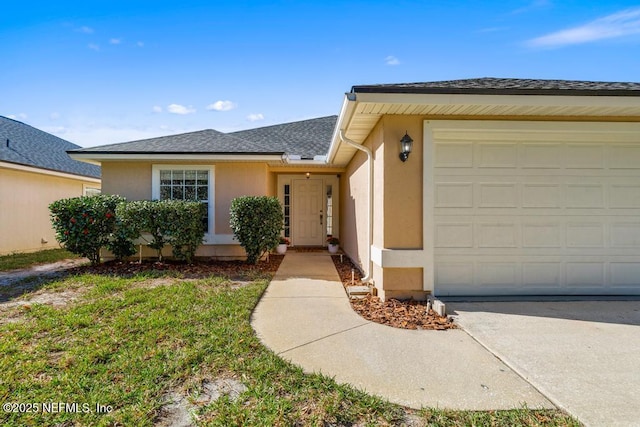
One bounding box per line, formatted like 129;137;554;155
251;253;553;410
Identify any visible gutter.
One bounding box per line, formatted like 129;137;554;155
339;129;373;283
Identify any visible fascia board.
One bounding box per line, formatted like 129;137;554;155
0;160;101;182
327;94;358;163
69;153;285;164
352;92;640;108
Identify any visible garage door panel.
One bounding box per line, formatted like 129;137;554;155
566;144;604;169
610;263;640;286
431;121;640;296
566;262;605;287
610;223;640;247
520;143;563;168
609;184;640;208
608;145;640;169
522;262;562;287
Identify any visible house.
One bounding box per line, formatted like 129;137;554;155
0;116;101;255
70;78;640;299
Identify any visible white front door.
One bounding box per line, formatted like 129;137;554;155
293;178;324;246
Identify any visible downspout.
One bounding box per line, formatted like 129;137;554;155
339;130;373;283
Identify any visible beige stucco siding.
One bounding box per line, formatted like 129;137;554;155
382;116;423;248
0;166;101;255
100;161;273;259
101;162;152;200
101;162;272;235
340;121;384;275
214;163;272;235
341;117;427;300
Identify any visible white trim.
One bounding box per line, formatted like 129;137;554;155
83;184;102;196
423;121;436;293
371;246;426;268
351;92;640;109
151;164;215;244
209;234;237;245
0;160;101;183
71;153;283;164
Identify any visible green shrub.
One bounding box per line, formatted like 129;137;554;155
107;211;140;261
118;200;205;263
229;196;283;264
49;195;124;264
166;201;206;263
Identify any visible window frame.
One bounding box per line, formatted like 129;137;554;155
151;164;215;243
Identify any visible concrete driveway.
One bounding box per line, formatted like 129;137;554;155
448;300;640;427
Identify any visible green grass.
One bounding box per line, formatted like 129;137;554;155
0;273;581;426
0;249;79;272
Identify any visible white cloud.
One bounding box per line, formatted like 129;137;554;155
167;104;196;115
50;112;61;120
52;125;183;147
109;38;122;45
88;43;100;51
136;41;145;47
206;100;237;111
527;7;640;48
385;55;400;65
43;126;68;134
152;105;163;113
247;113;264;122
7;113;27;120
76;26;94;34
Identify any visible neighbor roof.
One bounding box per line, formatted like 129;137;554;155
0;116;101;178
71;116;337;160
351;77;640;96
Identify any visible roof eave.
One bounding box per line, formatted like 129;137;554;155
351;86;640;97
69;152;286;165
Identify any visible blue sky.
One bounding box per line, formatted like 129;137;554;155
2;1;640;147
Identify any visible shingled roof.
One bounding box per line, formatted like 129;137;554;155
71;116;338;159
0;116;101;178
72;128;280;155
352;77;640;96
231;116;337;159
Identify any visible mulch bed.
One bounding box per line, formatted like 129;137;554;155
331;255;456;331
66;255;284;280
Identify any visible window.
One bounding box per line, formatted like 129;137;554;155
83;186;101;196
152;165;214;236
283;184;291;238
326;185;333;236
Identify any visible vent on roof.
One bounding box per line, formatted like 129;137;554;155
5;139;9;149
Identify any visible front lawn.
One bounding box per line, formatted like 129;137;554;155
0;249;79;272
0;270;580;426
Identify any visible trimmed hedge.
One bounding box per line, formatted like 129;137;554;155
50;197;206;264
49;195;124;265
229;196;283;264
118;200;205;263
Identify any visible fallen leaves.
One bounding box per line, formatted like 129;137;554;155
331;255;456;331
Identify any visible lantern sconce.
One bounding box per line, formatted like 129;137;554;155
399;131;413;162
306;172;310;179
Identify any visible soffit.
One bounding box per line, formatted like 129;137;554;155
332;93;640;167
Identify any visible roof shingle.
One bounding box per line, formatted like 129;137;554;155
71;116;338;159
0;116;101;178
352;77;640;96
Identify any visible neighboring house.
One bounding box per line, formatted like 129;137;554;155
0;116;101;255
70;78;640;299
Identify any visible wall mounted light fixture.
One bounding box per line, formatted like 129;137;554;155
399;131;413;162
306;172;310;179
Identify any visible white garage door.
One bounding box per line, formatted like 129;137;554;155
429;121;640;296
